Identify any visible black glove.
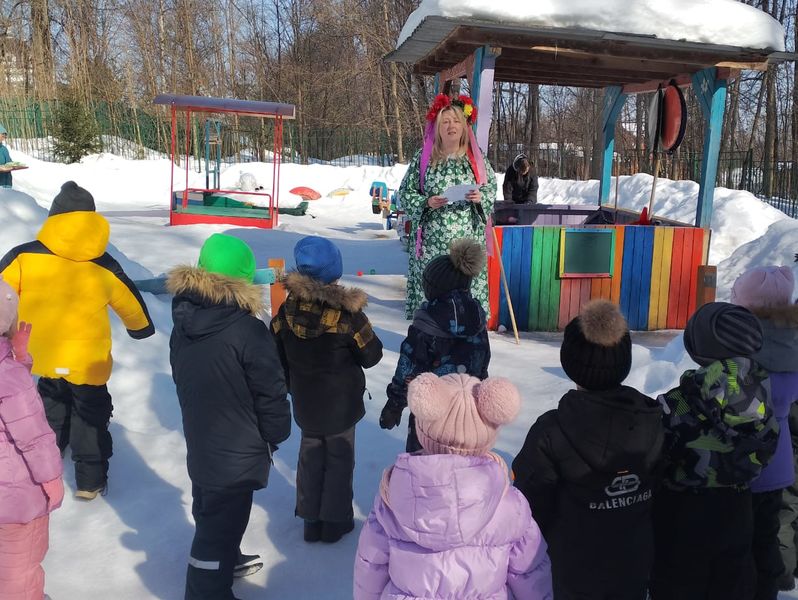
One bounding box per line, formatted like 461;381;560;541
379;403;403;430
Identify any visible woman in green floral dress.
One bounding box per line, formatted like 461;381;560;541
397;96;496;319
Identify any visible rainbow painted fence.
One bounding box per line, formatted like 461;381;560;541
487;225;710;331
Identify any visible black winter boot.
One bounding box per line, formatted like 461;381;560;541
321;519;354;543
304;519;322;543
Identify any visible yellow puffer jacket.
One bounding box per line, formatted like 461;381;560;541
0;211;154;385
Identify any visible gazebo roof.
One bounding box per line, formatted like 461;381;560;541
386;17;794;91
153;94;296;119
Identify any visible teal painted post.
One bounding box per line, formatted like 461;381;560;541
473;46;498;153
599;86;627;205
433;73;441;95
692;68;727;228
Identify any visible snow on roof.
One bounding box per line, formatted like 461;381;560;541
397;0;786;53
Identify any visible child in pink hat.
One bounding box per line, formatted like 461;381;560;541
0;278;64;600
732;266;798;595
354;372;552;599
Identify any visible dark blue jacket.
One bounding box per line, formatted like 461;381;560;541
386;289;490;410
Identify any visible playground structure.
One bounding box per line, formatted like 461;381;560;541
387;13;791;332
370;180;411;246
153;94;296;229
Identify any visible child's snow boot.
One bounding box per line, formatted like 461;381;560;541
304;519;322;543
233;552;263;578
321;518;354;543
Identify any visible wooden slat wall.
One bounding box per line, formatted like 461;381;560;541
490;224;706;332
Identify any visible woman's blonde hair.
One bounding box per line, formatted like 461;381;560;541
431;106;469;165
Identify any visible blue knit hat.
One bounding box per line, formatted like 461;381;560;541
294;236;343;284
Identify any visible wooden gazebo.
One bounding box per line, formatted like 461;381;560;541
387;16;792;332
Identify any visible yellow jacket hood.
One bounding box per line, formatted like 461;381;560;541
37;211;109;262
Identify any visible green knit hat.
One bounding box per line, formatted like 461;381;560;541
198;233;256;283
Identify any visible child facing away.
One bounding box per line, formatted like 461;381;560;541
650;302;778;600
512;299;664;600
0;277;64;600
354;372;553;600
270;236;383;544
168;234;292;600
732;267;798;599
380;238;490;452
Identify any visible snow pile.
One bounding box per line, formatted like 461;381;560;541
397;0;785;52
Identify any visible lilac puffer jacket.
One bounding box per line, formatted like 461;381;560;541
0;337;63;524
354;453;553;600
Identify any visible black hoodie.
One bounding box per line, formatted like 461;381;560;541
513;386;664;589
168;266;291;492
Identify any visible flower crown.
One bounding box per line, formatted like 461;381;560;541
426;94;478;126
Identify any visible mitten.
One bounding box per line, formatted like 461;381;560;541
11;321;31;362
42;477;64;511
379;402;403;430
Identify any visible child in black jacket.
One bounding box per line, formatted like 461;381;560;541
168;233;292;600
379;238;490;452
513;300;664;600
270;236;383;544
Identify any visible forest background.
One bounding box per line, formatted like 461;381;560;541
0;0;795;212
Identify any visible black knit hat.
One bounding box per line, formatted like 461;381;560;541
560;300;632;391
683;302;763;366
49;181;95;216
422;238;486;301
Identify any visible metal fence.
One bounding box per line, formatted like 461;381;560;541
1;97;797;217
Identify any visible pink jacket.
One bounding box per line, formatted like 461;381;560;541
0;337;63;524
354;453;553;600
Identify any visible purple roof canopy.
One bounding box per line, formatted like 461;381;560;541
153;94;295;119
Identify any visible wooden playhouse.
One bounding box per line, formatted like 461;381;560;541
387;15;790;331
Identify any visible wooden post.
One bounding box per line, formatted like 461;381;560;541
473;46;500;153
692;68;728;228
696;264;717;309
599;86;627;205
268;258;286;316
492;227;520;345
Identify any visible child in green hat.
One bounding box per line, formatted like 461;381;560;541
168;233;292;600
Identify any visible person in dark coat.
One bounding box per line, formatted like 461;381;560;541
732;267;798;599
512;299;664;600
168;233;291;600
270;236;383;544
651;302;778;600
502;153;538;204
778;403;798;591
379;238;490;452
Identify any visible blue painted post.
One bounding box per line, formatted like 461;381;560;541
473;46;499;153
599;86;627;205
433;73;441;95
692;68;727;228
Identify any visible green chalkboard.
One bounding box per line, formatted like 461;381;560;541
559;229;615;278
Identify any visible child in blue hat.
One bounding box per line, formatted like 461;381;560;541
270;235;383;543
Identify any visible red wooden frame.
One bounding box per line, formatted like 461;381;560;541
154;94;295;229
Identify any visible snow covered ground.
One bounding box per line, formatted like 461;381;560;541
2;150;797;598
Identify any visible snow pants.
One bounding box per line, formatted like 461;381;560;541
185;485;253;600
39;377;112;491
752;489;786;600
406;413;422;453
0;515;50;600
295;426;355;524
778;457;798;579
650;486;755;600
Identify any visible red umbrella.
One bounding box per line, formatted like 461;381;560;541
289;186;321;201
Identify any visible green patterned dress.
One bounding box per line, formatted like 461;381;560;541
398;150;496;319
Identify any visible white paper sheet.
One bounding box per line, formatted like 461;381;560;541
444;184;478;204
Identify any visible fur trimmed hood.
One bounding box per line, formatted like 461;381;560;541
750;304;798;328
282;271;367;312
167;265;264;316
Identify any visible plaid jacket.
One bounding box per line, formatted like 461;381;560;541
271;272;383;435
